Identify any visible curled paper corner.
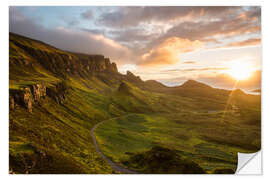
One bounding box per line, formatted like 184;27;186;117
236;150;262;175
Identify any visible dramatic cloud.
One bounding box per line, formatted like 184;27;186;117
163;67;228;72
139;37;203;66
225;38;261;47
151;14;260;48
96;7;261;61
238;6;261;21
98;6;243;28
9;7;132;65
183;61;196;64
108;28;158;43
97;6;261;52
81;9;93;20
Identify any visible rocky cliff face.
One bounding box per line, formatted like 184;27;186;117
9;33;120;113
11;37;118;78
31;84;46;102
9;82;68;112
126;71;142;83
22;88;33;112
79;55;118;73
46;82;68;104
10;87;35;112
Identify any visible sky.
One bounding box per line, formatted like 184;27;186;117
9;6;261;91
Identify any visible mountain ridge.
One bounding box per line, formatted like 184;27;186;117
9;33;261;174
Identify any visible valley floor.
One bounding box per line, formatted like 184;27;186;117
91;117;137;174
94;113;260;174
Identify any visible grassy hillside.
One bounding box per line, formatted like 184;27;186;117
9;33;121;173
9;33;261;174
95;110;260;173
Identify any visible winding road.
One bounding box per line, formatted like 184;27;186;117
91;119;138;174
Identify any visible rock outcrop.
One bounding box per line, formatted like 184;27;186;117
31;84;46;102
22;88;33;112
46;82;68;104
9;87;34;112
79;55;118;73
126;71;142;83
9;82;68;112
11;38;118;78
111;62;118;72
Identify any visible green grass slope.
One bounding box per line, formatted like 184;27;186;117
9;33;122;173
94;111;260;173
9;33;261;174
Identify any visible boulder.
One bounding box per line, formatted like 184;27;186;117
23;87;33;112
31;84;46;102
9;96;15;110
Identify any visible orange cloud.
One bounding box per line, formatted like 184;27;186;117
139;37;203;66
225;38;261;48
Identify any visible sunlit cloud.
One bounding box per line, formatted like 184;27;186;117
89;33;128;51
182;61;197;64
163;67;229;73
225;38;261;48
139;37;204;66
119;64;137;74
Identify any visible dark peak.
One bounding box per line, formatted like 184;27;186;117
109;62;118;72
126;71;142;82
126;71;140;78
145;80;166;88
145;80;156;83
232;88;245;95
126;70;135;76
181;80;211;88
118;81;132;94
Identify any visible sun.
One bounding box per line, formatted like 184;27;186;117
227;61;254;80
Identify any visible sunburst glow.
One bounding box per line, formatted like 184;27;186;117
227;61;254;80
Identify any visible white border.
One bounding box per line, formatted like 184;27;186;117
2;0;269;179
